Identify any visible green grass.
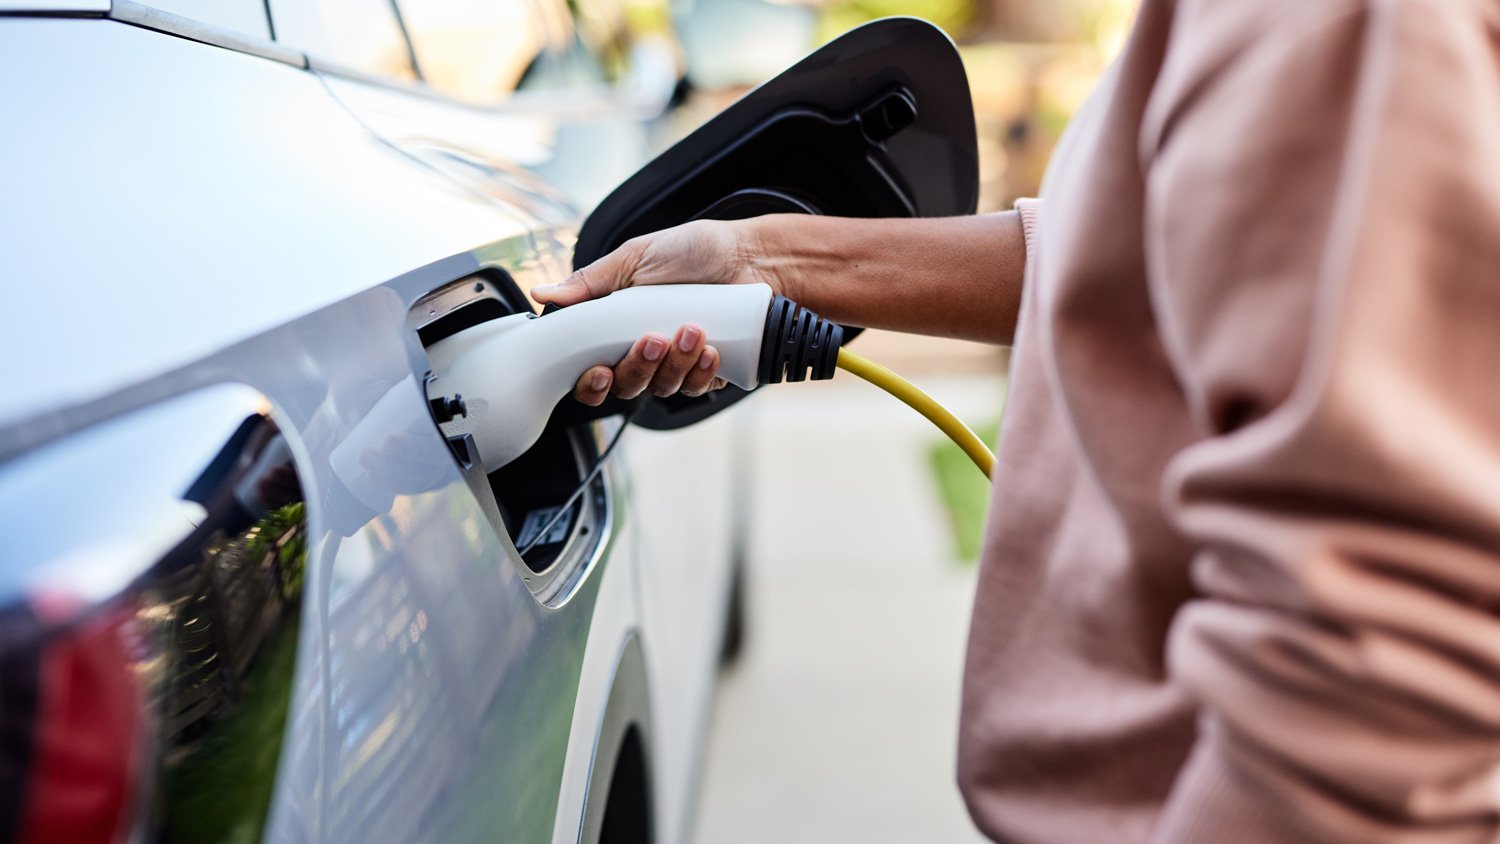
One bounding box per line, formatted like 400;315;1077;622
929;422;999;563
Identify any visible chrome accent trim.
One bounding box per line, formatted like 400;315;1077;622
109;0;304;66
528;427;615;608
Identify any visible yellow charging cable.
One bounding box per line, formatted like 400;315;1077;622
834;348;995;480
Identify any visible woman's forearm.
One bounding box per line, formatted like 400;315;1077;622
747;211;1027;345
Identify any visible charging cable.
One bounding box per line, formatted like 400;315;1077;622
515;414;631;558
757;294;996;481
835;348;994;478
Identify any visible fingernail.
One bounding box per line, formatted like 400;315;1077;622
591;370;609;391
643;336;667;362
678;325;701;352
698;348;716;370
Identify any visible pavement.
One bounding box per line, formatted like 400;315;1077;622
692;334;1005;844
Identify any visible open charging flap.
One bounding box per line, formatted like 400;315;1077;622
568;16;980;429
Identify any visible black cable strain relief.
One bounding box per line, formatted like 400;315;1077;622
757;294;844;385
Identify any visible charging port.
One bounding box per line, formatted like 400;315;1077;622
488;420;591;574
409;274;610;602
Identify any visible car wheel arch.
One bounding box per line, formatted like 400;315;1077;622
580;634;655;844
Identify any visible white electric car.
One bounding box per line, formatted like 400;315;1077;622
0;5;976;842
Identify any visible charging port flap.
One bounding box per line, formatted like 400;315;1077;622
571;19;978;431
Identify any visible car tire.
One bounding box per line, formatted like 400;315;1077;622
718;559;747;667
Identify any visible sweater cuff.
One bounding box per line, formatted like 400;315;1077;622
1013;197;1042;282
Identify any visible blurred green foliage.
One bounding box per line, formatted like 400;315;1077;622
816;0;974;45
929;421;998;562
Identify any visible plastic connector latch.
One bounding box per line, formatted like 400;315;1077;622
757;295;844;384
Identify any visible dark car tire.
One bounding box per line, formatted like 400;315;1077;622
719;559;747;667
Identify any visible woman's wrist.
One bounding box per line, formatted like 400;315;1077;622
731;211;1027;344
737;214;824;307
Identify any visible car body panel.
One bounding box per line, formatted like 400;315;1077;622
0;384;306;843
618;418;741;840
0;0;108;11
0;267;628;841
0;18;522;427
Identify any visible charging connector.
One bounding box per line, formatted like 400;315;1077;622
427;282;994;482
758;294;843;384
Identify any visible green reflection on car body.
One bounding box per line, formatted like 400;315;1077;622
156;502;308;844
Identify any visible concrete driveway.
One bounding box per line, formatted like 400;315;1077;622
694;334;1004;843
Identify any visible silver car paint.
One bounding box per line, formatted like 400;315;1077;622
2;13;735;844
0;0;108;11
0;18;521;426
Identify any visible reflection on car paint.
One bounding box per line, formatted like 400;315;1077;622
0;385;306;843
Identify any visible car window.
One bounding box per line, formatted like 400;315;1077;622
398;0;676;104
397;0;554;103
268;0;417;80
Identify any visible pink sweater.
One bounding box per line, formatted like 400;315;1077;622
959;1;1500;841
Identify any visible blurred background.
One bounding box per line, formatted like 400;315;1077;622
664;0;1140;840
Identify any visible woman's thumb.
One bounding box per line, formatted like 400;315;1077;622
533;246;634;306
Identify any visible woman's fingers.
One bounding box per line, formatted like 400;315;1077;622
649;325;707;397
569;327;726;405
680;346;720;397
532;268;605;307
531;218;750;308
609;333;671;399
573;366;613;406
533;236;644;306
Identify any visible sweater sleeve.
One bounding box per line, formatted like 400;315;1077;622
1141;2;1500;840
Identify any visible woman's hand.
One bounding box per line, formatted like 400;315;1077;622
533;218;789;306
534;219;782;406
532;211;1027;406
567;323;726;407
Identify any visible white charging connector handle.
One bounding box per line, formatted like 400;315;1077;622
426;283;775;469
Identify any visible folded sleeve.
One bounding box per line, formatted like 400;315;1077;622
1140;1;1500;840
1014;197;1043;279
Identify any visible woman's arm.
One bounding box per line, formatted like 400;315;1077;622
533;211;1028;403
743;211;1027;344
